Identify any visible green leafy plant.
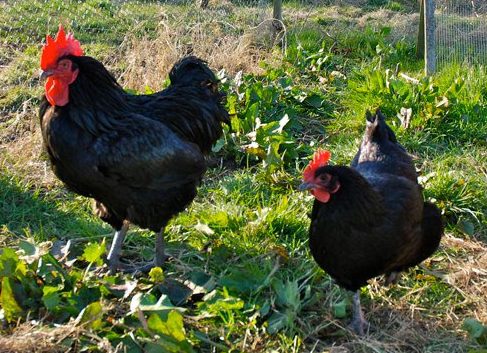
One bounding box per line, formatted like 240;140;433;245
463;318;487;346
220;66;332;176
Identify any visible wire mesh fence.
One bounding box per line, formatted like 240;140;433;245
436;0;487;68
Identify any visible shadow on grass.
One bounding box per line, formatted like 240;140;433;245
0;173;107;244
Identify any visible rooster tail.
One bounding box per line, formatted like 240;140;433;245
169;55;229;122
415;201;443;262
390;201;443;271
170;56;218;89
169;57;223;100
163;56;230;153
365;109;398;144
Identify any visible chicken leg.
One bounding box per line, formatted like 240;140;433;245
107;222;129;273
127;230;168;274
350;290;369;336
385;271;401;286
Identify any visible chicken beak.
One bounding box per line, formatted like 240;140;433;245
298;182;317;191
40;70;54;81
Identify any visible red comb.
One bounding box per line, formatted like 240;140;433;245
303;149;331;182
41;25;83;70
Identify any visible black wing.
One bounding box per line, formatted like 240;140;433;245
92;113;206;190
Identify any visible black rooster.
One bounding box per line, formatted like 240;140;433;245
39;26;229;272
299;110;443;335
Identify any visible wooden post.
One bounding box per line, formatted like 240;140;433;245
424;0;436;75
272;0;283;38
416;0;425;58
273;0;283;24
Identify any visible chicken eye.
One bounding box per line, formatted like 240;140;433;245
318;174;330;182
59;60;70;69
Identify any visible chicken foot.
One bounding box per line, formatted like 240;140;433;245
349;290;370;336
107;222;129;273
107;225;169;273
385;271;401;286
125;230;169;274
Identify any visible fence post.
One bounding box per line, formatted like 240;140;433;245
424;0;436;75
416;0;425;58
272;0;283;37
273;0;283;23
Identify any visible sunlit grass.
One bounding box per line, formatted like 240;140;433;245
0;0;486;352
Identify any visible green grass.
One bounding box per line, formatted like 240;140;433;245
1;1;486;352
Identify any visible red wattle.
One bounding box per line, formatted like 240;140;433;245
45;77;69;106
311;189;331;203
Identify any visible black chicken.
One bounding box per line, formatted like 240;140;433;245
39;26;229;272
299;109;443;335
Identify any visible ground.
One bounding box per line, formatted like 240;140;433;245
0;0;486;352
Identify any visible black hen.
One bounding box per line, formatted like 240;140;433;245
300;109;443;334
39;26;229;272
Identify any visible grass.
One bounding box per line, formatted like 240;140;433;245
1;0;487;352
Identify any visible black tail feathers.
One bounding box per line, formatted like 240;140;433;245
169;56;217;87
365;109;398;143
169;56;229;128
417;201;443;262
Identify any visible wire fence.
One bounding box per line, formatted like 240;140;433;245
436;0;487;68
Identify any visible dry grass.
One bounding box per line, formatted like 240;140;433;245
117;6;281;91
295;235;487;353
0;4;283;182
356;9;419;42
312;6;420;43
441;235;487;322
0;322;82;353
0;321;123;353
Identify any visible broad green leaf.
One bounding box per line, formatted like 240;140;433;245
0;277;23;321
211;138;225;153
38;253;69;284
271;279;300;311
110;335;143;353
198;289;244;316
132;293;180;313
230;115;241;133
463;318;487;344
147;310;185;341
259;300;271;317
18;240;37;257
144;339;193;353
332;299;348;319
73;286;102;312
263;142;283;173
157;279;193;306
42;285;62;311
226;94;237;116
0;248;26;278
267;311;291;334
244;102;259;130
458;220;475;236
81;240;106;265
75;301;104;329
219;269;265;294
303;94;324;108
